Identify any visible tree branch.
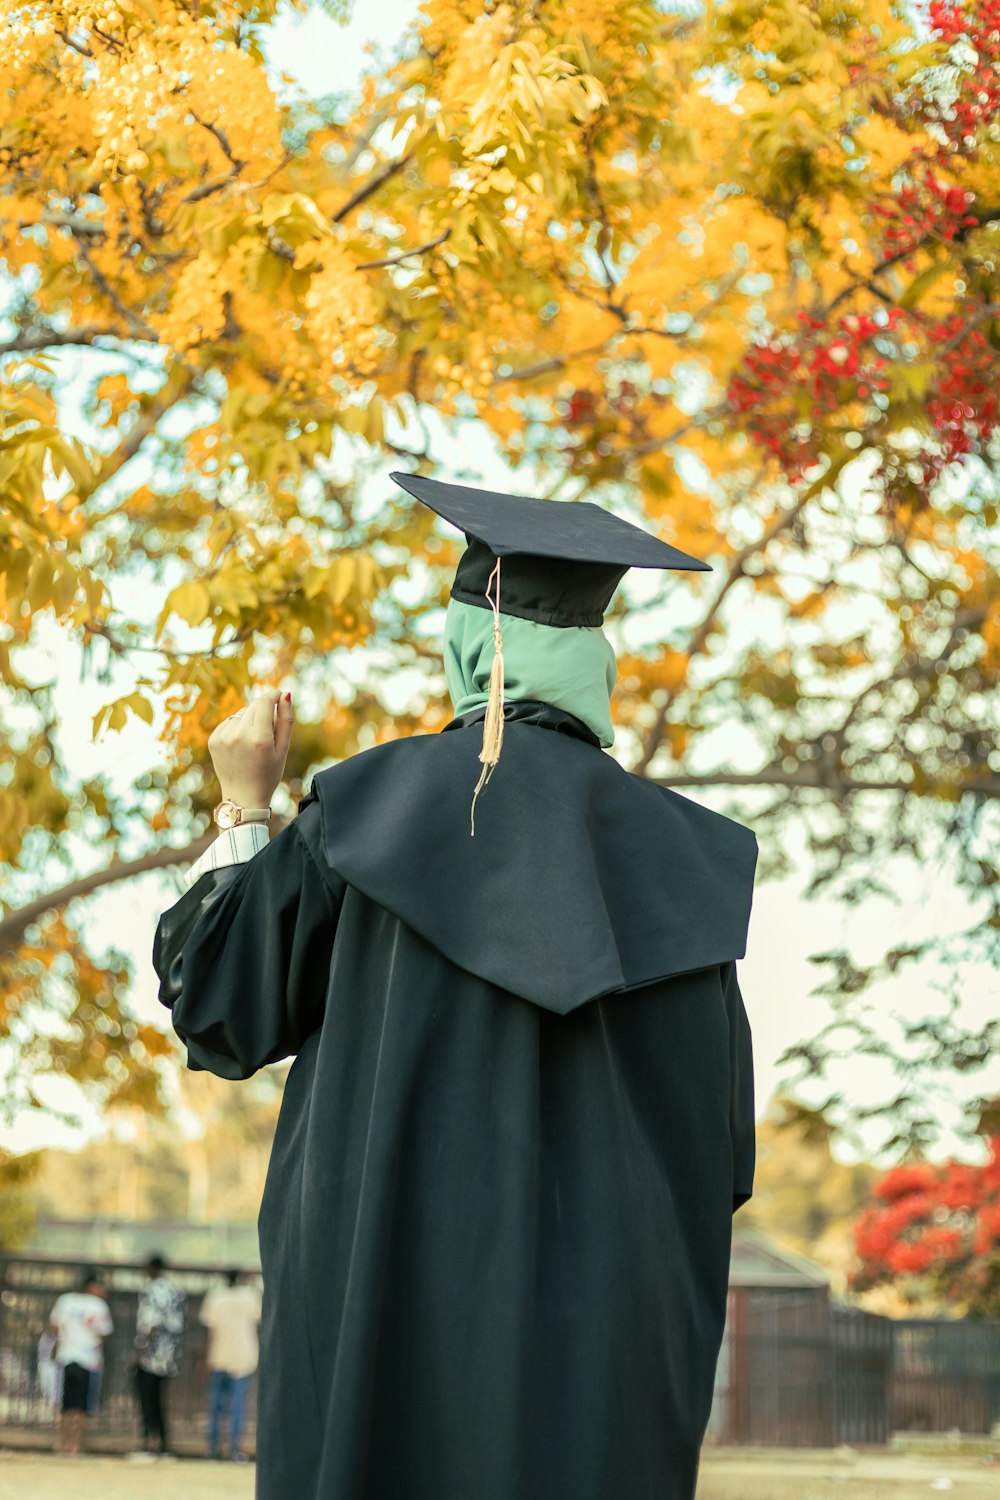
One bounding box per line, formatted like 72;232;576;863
179;167;244;206
632;448;853;775
0;818;291;957
830;605;987;760
331;151;414;224
56;26;92;58
651;769;1000;797
72;236;159;340
0;838;215;955
356;228;451;270
32;211;104;236
84;372;197;497
828;200;1000;313
339;108;393;174
0;325;129;356
188;111;243;171
495;338;614;383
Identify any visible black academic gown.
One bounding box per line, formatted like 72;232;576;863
153;702;758;1500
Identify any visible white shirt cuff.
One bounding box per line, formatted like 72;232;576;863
183;822;271;892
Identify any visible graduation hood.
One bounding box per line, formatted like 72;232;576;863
304;711;758;1016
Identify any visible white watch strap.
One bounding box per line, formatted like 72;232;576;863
183;821;271;892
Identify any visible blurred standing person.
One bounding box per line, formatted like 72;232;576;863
36;1326;58;1417
131;1253;186;1460
48;1269;113;1455
200;1269;262;1462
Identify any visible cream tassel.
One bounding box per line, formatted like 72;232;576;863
470;557;505;837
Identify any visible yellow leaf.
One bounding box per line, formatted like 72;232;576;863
338;406;368;435
303;566;329;601
355;553;375;596
163;581;211;629
331;556;355;607
26;552;54;614
126;693;154;725
422;155;453;187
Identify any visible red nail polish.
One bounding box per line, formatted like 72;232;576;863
285;692;292;702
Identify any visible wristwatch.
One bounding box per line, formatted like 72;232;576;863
213;800;272;830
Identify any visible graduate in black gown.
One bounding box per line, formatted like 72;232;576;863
153;473;758;1500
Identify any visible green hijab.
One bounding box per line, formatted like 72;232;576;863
443;597;617;748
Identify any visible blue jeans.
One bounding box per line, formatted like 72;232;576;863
208;1370;252;1456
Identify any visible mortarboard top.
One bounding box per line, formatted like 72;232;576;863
389;471;712;629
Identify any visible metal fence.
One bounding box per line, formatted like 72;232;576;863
709;1287;999;1446
0;1254;258;1455
711;1288;837;1446
892;1319;1000;1435
3;1254;999;1453
833;1302;893;1445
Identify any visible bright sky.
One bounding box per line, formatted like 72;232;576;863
2;0;997;1164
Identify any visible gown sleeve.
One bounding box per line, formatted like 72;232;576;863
152;799;344;1080
722;959;755;1211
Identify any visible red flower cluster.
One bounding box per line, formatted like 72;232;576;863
725;310;902;480
564;389;598;425
874;1162;939;1200
852;1137;1000;1313
922;316;998;474
871;170;980;259
870;312;999;494
928;1;1000;159
726;289;997;498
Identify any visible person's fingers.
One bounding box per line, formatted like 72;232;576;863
244;693;277;744
274;692;294;761
209;706;244;742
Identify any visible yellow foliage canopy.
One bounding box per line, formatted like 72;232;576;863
0;0;997;1114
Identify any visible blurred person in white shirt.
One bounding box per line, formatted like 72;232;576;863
200;1268;262;1461
48;1269;113;1455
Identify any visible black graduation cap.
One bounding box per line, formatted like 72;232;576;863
389;471;711;629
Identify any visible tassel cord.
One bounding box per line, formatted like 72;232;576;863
470;557;504;836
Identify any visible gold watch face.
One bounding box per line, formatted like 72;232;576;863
214;800;239;829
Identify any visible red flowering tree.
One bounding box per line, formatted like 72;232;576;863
852;1135;1000;1315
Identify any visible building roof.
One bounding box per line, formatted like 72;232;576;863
729;1227;831;1288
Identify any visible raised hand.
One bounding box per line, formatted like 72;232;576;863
207;692;294;809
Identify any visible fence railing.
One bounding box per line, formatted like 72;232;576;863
3;1256;999;1453
709;1288;1000;1446
0;1254;258;1455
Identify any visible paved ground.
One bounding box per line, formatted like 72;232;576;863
0;1447;997;1498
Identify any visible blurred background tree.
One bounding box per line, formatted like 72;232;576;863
0;1148;41;1249
852;1123;1000;1317
25;1070;282;1226
740;1098;877;1292
0;0;997;1154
